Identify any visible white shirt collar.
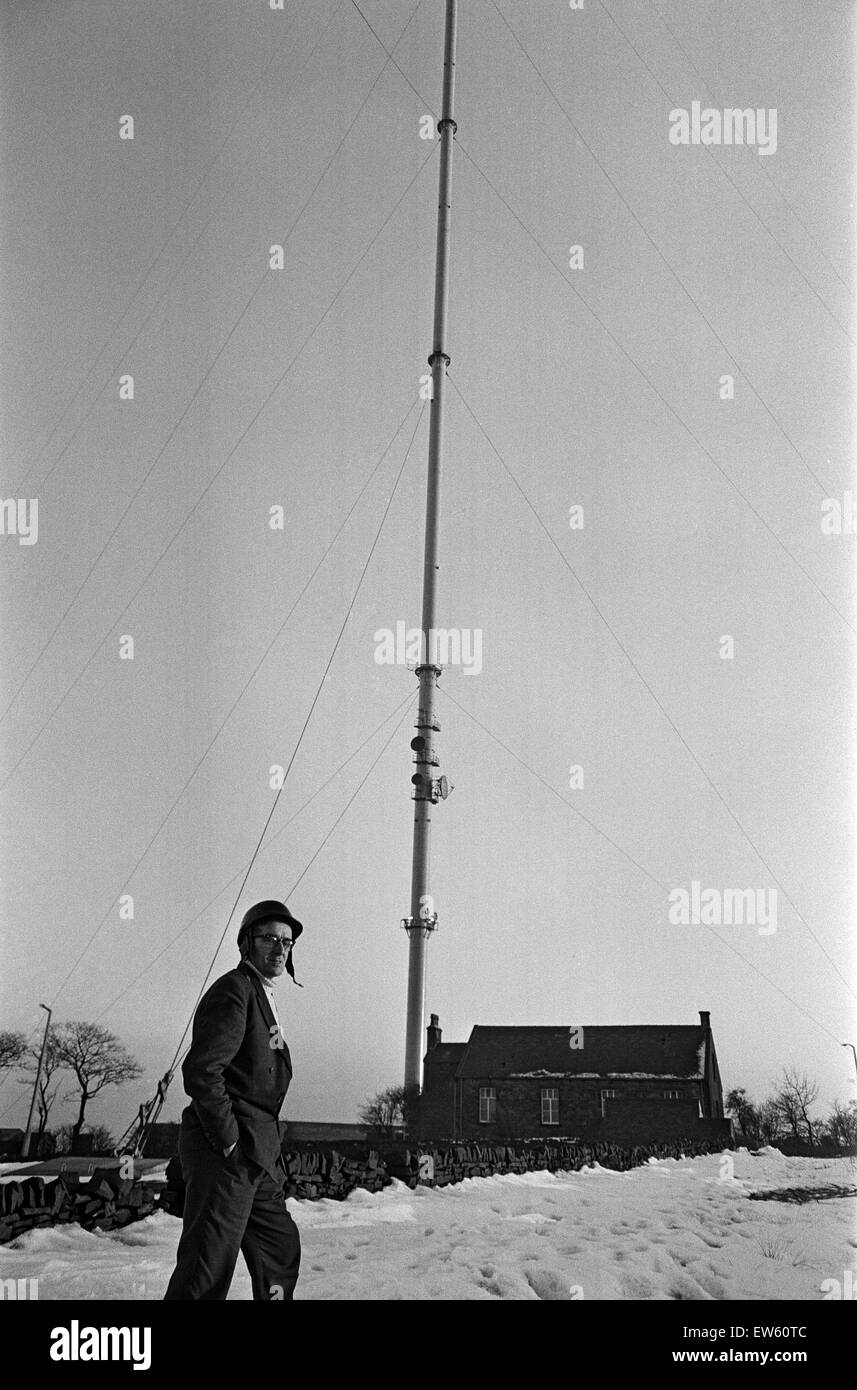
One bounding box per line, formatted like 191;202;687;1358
244;959;275;992
244;959;282;1031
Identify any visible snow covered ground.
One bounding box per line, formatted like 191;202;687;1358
2;1149;854;1300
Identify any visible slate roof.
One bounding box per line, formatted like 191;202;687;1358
428;1043;467;1066
452;1025;707;1080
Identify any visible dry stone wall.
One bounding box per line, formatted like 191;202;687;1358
0;1135;727;1243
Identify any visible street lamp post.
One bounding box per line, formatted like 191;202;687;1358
21;1004;52;1160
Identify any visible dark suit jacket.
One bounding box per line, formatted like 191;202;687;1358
180;961;293;1179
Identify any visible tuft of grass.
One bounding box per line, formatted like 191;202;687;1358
756;1233;807;1267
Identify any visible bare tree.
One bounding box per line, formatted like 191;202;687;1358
86;1123;116;1155
17;1034;64;1148
757;1098;783;1145
53;1124;75;1156
53;1022;142;1149
51;1121;116;1155
359;1084;406;1139
725;1087;760;1142
0;1030;28;1072
772;1066;820;1147
824;1099;857;1151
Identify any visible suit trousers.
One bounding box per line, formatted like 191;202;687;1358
163;1123;301;1301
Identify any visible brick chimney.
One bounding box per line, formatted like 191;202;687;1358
699;1010;710;1030
426;1013;442;1052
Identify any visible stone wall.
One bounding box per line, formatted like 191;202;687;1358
1;1134;734;1243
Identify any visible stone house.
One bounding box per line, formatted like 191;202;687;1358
416;1010;730;1145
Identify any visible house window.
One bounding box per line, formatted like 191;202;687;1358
664;1090;680;1100
478;1087;496;1123
541;1088;559;1125
600;1088;616;1119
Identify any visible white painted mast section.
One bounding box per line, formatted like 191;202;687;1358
403;0;458;1092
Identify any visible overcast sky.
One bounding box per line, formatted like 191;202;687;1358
1;0;854;1139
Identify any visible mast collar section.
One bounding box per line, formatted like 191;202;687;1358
428;350;450;369
401;915;438;934
414;663;442;679
437;116;458;136
416;709;441;732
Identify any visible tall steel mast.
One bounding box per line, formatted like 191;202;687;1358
402;0;458;1092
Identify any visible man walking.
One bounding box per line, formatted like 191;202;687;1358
164;899;303;1300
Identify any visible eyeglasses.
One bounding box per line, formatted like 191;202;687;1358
254;934;293;951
